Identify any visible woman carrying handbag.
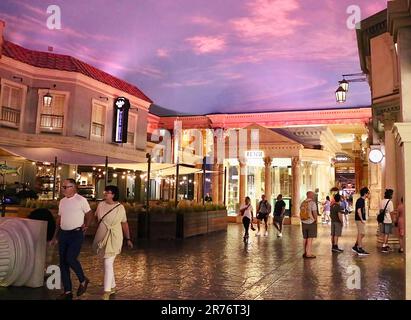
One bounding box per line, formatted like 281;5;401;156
239;196;254;243
92;185;133;300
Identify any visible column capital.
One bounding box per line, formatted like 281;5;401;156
238;158;247;167
292;156;301;167
263;156;272;167
393;122;411;145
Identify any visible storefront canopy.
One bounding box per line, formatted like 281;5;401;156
105;162;216;176
0;146;135;166
0;146;216;176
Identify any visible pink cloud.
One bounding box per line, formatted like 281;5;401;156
231;0;305;40
16;2;47;17
186;36;226;54
163;79;212;88
156;48;169;58
189;16;219;27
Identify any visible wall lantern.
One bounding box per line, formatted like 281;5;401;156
339;79;349;92
43;92;53;108
335;86;347;103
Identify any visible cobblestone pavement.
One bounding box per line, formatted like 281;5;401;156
0;215;405;300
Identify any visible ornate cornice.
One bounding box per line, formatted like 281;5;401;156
154;108;372;130
393;122;411;145
388;0;411;42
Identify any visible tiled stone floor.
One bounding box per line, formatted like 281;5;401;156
0;215;405;300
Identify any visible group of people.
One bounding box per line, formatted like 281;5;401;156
320;194;351;225
239;194;286;243
50;179;133;300
239;186;406;258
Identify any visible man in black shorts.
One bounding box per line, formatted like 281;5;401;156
256;194;271;236
273;194;286;238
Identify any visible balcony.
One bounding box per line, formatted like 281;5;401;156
1;106;20;128
126;132;135;146
91;122;105;141
40;114;64;132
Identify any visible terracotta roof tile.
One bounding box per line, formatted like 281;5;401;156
2;40;153;103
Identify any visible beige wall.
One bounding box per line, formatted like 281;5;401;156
370;33;399;100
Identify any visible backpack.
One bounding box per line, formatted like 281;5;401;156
300;200;312;221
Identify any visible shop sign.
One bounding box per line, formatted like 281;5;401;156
245;150;264;159
112;97;130;143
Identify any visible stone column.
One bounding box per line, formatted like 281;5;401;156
291;157;301;225
194;164;203;203
383;118;398;205
264;157;272;204
239;160;247;206
218;164;224;204
393;20;411;300
211;164;219;204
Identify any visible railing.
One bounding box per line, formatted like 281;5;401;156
1;106;20;126
40;114;64;130
91;122;105;137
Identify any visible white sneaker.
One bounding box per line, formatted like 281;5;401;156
256;231;260;236
278;232;282;237
264;231;268;237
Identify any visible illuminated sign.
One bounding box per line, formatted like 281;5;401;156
112;97;130;143
369;149;384;164
245;150;264;159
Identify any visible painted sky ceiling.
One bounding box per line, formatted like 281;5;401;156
0;0;387;115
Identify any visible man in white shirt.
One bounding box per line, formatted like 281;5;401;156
380;189;395;253
52;179;93;300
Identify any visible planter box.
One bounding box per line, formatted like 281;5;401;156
177;211;207;238
207;210;227;233
177;210;228;239
138;210;177;240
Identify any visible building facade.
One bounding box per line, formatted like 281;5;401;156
356;0;411;299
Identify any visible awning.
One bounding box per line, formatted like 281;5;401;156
106;162;216;176
0;146;218;176
0;146;135;166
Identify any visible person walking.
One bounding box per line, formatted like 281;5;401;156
300;191;318;259
397;197;405;253
92;185;133;300
380;189;395;253
340;195;349;226
322;196;331;224
256;194;271;236
330;194;344;253
273;194;286;238
352;187;370;256
239;196;254;243
51;179;93;300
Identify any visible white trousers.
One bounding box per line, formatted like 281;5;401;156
104;256;116;292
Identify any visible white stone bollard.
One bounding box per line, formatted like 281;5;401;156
0;217;47;288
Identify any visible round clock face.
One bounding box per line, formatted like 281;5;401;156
369;149;384;164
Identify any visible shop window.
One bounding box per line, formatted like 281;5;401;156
91;102;106;140
126;114;136;147
0;83;23;128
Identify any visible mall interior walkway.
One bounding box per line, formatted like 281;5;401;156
0;215;404;300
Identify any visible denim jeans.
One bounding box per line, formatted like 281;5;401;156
58;229;86;292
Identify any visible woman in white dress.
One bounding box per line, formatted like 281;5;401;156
92;185;133;300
